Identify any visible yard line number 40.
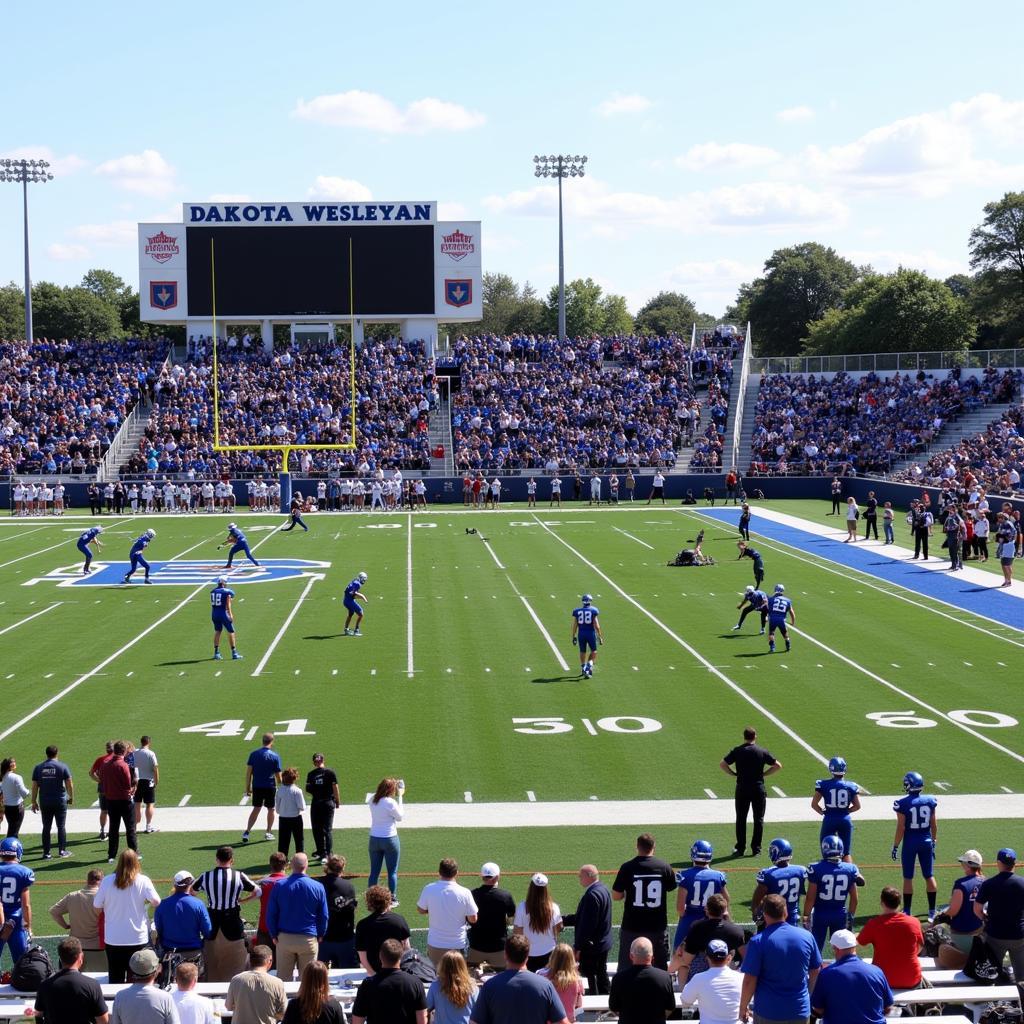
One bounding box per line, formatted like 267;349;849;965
179;719;316;737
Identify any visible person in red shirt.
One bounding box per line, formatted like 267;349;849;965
88;741;115;841
98;742;137;863
856;885;924;990
257;851;288;964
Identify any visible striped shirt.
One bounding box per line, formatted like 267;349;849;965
192;867;256;910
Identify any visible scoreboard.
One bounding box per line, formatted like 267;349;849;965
138;201;482;324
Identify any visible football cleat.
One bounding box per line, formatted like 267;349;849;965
213;652;223;661
232;651;243;660
768;838;792;864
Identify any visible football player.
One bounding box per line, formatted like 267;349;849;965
812;756;862;861
752;838;806;926
733;585;768;634
343;572;369;636
123;528;156;584
673;840;728;948
571;594;604;678
892;770;938;919
77;525;103;574
220;522;260;568
211;577;242;660
0;839;33;965
804;836;864;950
767;584;794;654
736;540;765;587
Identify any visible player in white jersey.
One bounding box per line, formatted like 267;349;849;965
341;477;353;509
41;484;53;514
142;482;155;511
550;476;562;508
162;481;176;511
201;481;214;511
12;482;24;515
527;478;537;507
414;478;427;508
126;483;138;513
53;482;65;515
370;479;384;511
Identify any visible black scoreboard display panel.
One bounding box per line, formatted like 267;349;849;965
185;224;436;317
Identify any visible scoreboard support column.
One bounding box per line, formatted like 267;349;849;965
279;471;292;514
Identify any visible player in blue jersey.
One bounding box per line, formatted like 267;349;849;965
122;528;156;584
210;577;242;660
673;840;728;947
804;836;864;951
766;584;794;653
812;756;862;861
736;540;765;588
892;770;938;919
752;838;807;927
0;839;34;965
571;594;604;678
220;522;261;568
343;571;369;636
281;492;309;532
77;525;104;574
733;585;768;634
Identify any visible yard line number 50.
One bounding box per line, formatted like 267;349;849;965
513;716;662;735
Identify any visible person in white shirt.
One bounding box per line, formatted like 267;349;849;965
589;472;602;505
142;482;155;512
417;858;479;967
172;961;216;1024
53;483;65;515
368;777;404;901
414;479;427;508
513;872;563;971
527;478;537;507
550;477;562;508
341;477;353;509
132;737;160;833
12;483;24;515
93;849;161;983
679;939;742;1024
490;478;502;509
648;471;666;505
370;480;384;511
163;482;176;512
317;481;327;506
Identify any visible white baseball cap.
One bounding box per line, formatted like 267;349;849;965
531;872;549;887
958;849;983;868
481;862;500;878
830;929;857;950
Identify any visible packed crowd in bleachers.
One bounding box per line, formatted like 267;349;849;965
748;367;1020;477
0;339;167;477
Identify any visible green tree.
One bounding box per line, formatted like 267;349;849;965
601;293;634;335
32;282;122;339
0;282;25;339
968;192;1024;346
803;269;974;356
634;291;698;336
479;272;545;336
81;268;131;307
732;242;861;356
543;277;632;337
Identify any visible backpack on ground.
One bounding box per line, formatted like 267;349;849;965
963;935;1013;984
399;948;436;985
11;945;55;992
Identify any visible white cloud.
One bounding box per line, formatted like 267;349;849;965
846;248;967;279
69;220;138;246
294;90;485;134
47;242;91;261
438;201;468;220
305;176;373;201
95;149;179;197
676;142;781;171
776;105;815;123
0;145;86;177
595;93;652;117
208;192;252;202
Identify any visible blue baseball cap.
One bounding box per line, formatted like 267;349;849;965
997;848;1017;865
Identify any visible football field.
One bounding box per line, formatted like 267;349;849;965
0;497;1021;943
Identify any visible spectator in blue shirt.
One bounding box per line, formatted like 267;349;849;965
243;733;283;844
740;894;821;1024
812;929;893;1024
267;853;329;983
154;870;212;979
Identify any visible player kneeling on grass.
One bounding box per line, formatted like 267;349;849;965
211;577;242;660
343;572;369;636
571;593;603;678
767;584;794;654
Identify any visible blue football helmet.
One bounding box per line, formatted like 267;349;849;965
828;756;847;776
581;594;593;606
0;837;23;861
903;771;924;793
774;583;785;594
821;835;845;860
768;838;792;863
690;839;713;863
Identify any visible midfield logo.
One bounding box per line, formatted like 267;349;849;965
444;278;473;307
24;558;330;588
440;229;474;261
145;231;179;263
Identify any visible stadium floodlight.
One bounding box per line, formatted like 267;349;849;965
0;158;54;343
532;154;587;342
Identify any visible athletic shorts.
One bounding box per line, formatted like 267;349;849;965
768;617;788;631
251;787;275;809
902;837;935;880
578;632;598;653
212;615;235;634
343;597;363;615
134;780;156;804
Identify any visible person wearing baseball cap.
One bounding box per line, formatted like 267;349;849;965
468;862;515;968
513;873;563;971
974;848;1024;987
108;946;178;1022
153;870;212;984
936;851;986;965
680;937;743;1024
812;929;894;1024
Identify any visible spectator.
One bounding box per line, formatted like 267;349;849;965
367;777;404;901
608;935;677;1024
191;845;258;983
305;753;340;862
98;740;137;863
855;886;924;991
89;740;115;842
93;849;160;984
49;868;105;971
973;847;1024;994
33;936;109;1024
612;832;677;970
514;872;563;971
355;885;411;975
350;937;427;1024
0;756;29;838
132;735;160;834
172;961;216;1024
275;767;306;857
537;943;584;1021
670;892;748;985
812;929;894;1024
282;959;345;1024
243;733;282;845
468;933;569;1024
224;944;288;1024
153;870;212;984
427;949;479;1024
417;858;479;967
562;863;612;995
317;854;359;968
468;862;516;968
107;947;177;1023
267;853;329;982
256;852;289;955
680;938;743;1024
739;893;822;1024
30;743;74;859
934;849;984;968
844;497;860;542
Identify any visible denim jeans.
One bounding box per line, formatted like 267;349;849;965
318;937;358;968
368;834;401;895
40;802;68;855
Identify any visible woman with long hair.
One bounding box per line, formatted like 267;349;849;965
427;949;478;1023
368;776;404;902
0;757;29;838
513;872;563;971
275;767;306;856
93;849;160;983
539;942;584;1021
282;959;345;1024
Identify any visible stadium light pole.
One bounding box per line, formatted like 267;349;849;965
0;158;54;342
533;154;587;342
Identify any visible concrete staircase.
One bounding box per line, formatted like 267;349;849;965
102;398;153;479
733;372;762;473
429;390;454;474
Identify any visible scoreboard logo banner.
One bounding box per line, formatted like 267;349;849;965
144;231;179;263
150;281;178;310
444;279;473;307
440;229;474;261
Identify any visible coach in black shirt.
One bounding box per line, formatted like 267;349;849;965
355;885;411;974
305;753;340;860
720;726;781;856
351;938;426;1024
612;832;677;970
609;935;676;1024
468;861;515;966
564;863;613;994
669;892;748;984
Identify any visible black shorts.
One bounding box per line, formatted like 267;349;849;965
134;780;156;804
252;787;275;809
97;793;108;811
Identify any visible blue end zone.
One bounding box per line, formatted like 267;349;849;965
699;508;1024;632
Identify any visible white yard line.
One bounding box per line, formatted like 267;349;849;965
611;526;655;550
0;526;49;544
0;602;62;637
251;574;323;677
481;538;505;569
519;596;571;671
530;513;830;767
407;514;415;678
0;536;80;570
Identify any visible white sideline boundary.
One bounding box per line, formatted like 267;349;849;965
530;514;830;768
612;526;655;550
407;514;415;678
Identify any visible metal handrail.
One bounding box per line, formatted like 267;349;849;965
729;322;752;471
749;348;1024;375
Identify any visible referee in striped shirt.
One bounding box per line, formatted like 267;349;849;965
191;845;258;982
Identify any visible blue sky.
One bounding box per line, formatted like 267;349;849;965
3;0;1024;317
